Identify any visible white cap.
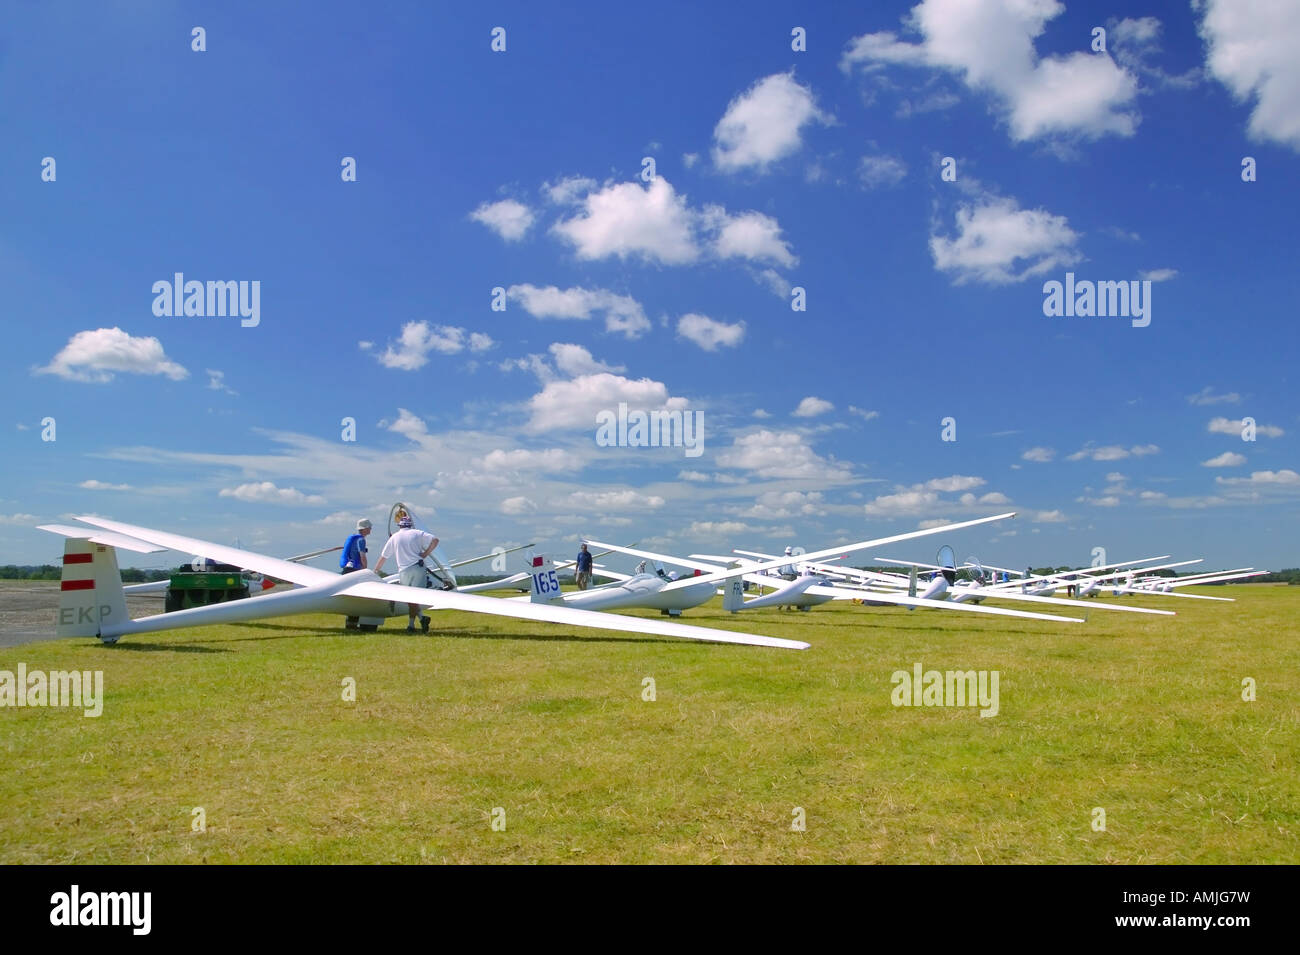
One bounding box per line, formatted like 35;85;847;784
357;519;372;530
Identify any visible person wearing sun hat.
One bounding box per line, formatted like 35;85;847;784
339;518;373;629
374;514;439;633
340;519;372;574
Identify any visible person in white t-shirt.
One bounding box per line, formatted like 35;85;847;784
373;516;439;633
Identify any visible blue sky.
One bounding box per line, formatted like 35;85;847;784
2;0;1297;572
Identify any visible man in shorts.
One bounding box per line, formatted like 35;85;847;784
373;515;439;633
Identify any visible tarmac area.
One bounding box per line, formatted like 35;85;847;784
0;581;162;648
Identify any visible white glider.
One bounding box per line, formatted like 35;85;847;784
584;514;1091;623
44;516;809;650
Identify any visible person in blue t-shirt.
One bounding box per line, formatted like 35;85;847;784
574;543;593;590
340;519;372;573
340;519;372;630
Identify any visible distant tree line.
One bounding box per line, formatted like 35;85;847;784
0;565;64;580
0;565;173;582
1238;569;1300;585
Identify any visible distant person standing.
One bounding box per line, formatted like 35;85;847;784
575;543;593;590
374;516;439;633
340;518;372;630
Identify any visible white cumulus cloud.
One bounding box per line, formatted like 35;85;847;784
859;154;908;188
717;430;852;481
1215;469;1300;486
1198;0;1300;152
37;327;188;383
711;72;831;173
931;197;1081;284
843;0;1140;143
547;343;625;378
219;481;325;506
543;176;598;205
373;322;495;370
552;177;698;265
706;209;798;267
1202;452;1246;467
1208;416;1284;438
482;448;580;473
80;480;132;491
1066;443;1159;462
676;313;746;351
550;176;798;271
793;396;834;418
926;474;985;492
863;488;941;517
526;373;688;433
507;284;650;338
567;490;666;510
470;198;535;241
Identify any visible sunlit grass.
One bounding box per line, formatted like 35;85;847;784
1;584;1296;863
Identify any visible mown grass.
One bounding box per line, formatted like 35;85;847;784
0;584;1296;864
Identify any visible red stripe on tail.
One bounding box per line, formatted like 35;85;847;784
64;553;93;564
61;579;95;591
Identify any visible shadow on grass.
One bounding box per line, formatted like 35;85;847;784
236;620;688;647
226;623;346;638
89;621;767;650
690;617;1065;638
101;641;230;654
433;628;682;646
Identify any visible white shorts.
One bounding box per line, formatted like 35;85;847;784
399;564;428;589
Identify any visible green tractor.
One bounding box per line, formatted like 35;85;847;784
163;561;252;613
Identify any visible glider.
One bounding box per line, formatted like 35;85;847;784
870;547;1174;617
579;517;1093;623
43;516;809;650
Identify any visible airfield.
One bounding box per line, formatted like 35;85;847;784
0;579;1296;864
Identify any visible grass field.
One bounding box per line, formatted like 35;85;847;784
1;583;1297;864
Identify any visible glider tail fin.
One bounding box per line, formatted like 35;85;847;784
527;556;563;604
722;570;746;612
57;538;130;642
